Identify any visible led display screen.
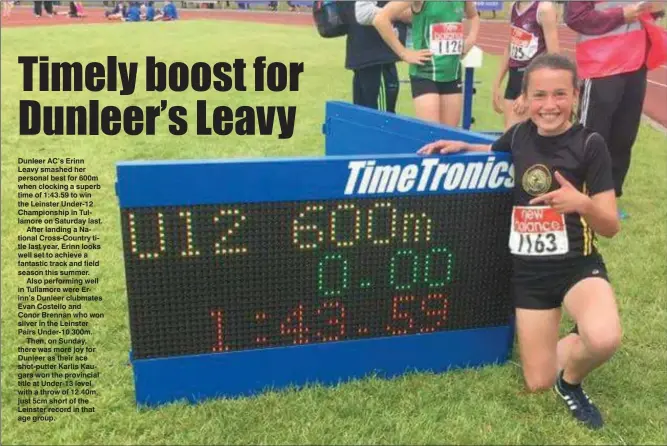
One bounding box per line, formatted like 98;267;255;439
121;194;513;360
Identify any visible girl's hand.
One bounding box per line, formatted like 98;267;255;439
529;172;591;214
418;140;468;155
401;48;432;65
513;94;528;116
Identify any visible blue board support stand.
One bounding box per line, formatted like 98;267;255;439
462;67;476;131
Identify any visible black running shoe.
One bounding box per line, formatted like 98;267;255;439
554;374;604;430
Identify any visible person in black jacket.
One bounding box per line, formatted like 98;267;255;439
34;0;54;17
344;2;411;113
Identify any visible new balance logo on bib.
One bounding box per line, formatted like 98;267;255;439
430;23;463;56
509;206;569;256
510;26;539;62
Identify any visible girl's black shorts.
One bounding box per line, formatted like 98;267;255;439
410;76;462;98
504;67;525;101
511;253;610;310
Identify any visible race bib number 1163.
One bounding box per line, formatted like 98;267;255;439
509;206;569;256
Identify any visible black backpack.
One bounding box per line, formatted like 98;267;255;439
313;1;353;38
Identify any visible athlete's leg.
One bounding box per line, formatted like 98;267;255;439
503;69;526;129
410;77;441;123
557;331;579;371
515;307;562;391
607;67;647;198
554;276;620;429
439;92;463;127
413;94;440;123
561;277;621;384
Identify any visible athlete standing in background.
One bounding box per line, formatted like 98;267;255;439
493;1;560;130
373;1;480;127
344;1;410;114
33;0;54;17
3;0;15;18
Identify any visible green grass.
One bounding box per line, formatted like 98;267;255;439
2;20;666;446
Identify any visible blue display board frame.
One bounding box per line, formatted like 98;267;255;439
116;152;513;208
322;101;497;157
118;102;515;408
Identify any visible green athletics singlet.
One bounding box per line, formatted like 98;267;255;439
410;1;465;82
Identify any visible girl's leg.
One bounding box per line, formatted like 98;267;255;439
413;93;441;124
561;277;621;384
439;92;463;127
553;276;621;430
515;307;562;391
557;331;579;371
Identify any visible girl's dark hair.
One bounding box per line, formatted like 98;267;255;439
521;53;579;94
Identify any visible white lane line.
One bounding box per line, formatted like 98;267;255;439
477;42;508;50
477;34;577;45
648;79;667;88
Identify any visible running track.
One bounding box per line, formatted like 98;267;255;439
3;7;666;129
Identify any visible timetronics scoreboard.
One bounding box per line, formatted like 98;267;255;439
117;150;515;407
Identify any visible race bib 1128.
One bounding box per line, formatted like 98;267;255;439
509;206;569;256
430;22;463;56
